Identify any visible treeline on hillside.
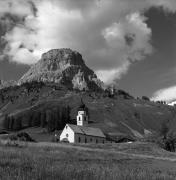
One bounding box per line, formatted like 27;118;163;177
102;88;134;99
0;81;45;104
2;106;71;132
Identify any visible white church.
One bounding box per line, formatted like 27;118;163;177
60;101;106;143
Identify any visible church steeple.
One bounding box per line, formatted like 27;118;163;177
76;99;88;126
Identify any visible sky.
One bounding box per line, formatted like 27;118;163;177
0;0;176;102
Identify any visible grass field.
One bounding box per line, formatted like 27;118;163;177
0;141;176;180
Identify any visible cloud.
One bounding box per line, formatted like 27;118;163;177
0;0;35;17
151;85;176;103
96;61;130;84
1;0;176;83
150;0;176;13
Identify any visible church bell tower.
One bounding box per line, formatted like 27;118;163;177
77;99;88;126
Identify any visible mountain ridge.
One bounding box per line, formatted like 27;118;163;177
19;48;104;91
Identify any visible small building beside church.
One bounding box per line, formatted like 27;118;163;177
60;101;106;143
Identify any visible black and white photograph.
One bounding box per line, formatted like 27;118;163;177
0;0;176;179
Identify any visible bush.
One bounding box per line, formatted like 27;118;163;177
8;132;35;142
142;96;150;101
158;131;176;152
16;132;35;142
117;89;134;99
158;121;176;152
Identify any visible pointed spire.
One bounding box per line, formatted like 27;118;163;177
79;98;86;110
81;98;84;106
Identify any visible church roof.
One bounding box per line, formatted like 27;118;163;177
67;124;106;138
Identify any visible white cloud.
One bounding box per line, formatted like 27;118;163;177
0;0;33;17
96;61;130;84
99;12;152;83
151;85;176;103
149;0;176;13
1;0;176;83
3;1;84;64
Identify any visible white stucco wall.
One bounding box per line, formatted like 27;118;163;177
77;111;88;126
60;124;75;143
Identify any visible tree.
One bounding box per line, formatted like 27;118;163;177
13;118;22;130
40;112;46;128
1;95;5;103
165;131;176;152
53;107;61;130
31;111;41;127
142;96;150;101
117;89;134;99
60;106;71;129
160;121;169;139
9;116;14;130
46;110;55;132
61;107;67;128
66;106;71;123
3;114;9;129
158;121;176;152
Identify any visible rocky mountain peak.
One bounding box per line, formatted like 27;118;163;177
41;48;85;68
19;48;104;91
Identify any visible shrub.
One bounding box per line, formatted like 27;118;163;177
159;131;176;152
142;96;150;101
117;89;134;99
8;132;35;142
157;121;176;152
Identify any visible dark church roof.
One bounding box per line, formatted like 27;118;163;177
67;124;106;138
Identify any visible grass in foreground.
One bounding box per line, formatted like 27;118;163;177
0;141;176;180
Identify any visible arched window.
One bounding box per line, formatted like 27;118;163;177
85;138;87;143
78;137;81;143
66;134;68;137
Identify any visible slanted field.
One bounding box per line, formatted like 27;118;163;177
0;141;176;180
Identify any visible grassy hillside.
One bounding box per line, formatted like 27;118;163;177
0;82;176;139
0;141;176;180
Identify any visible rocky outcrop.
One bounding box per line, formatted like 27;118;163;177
19;48;104;91
0;80;17;89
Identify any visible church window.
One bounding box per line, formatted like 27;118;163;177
79;137;81;143
85;138;87;143
96;139;98;143
66;134;68;137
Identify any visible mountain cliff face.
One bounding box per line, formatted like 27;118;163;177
19;49;103;91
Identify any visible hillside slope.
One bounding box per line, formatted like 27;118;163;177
0;82;175;138
0;48;176;139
